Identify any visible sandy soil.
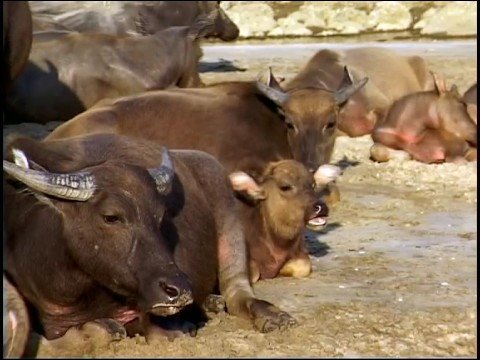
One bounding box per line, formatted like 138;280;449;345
4;39;477;357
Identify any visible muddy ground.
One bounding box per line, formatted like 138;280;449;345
4;39;477;357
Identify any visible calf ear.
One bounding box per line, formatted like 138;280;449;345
229;172;266;201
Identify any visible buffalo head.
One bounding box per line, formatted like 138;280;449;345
256;66;368;171
4;146;193;317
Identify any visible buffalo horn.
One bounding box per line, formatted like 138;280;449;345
3;151;96;201
256;70;289;106
334;66;369;106
148;147;174;194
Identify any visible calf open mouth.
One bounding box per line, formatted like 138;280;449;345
306;204;328;231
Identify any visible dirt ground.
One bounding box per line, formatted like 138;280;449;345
4;38;477;357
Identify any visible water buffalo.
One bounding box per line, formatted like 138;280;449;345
370;73;477;164
3;1;33;95
29;1;239;41
463;83;477;124
3;275;30;358
47;71;363;187
230;162;341;283
4;133;296;346
5;12;217;125
280;47;433;137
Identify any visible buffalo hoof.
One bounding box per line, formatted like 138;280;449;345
203;294;226;314
249;299;297;333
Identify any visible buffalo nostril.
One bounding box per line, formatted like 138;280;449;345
159;281;180;300
314;205;322;214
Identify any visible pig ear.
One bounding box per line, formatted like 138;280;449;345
229;172;266;201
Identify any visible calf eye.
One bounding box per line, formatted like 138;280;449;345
286;122;296;131
279;184;293;192
103;215;121;224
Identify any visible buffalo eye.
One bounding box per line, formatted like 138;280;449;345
279;184;293;192
325;119;336;129
103;214;121;224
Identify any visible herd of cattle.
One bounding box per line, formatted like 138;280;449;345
3;1;477;357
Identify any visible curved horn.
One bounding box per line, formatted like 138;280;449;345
3;152;96;201
334;67;368;106
255;69;289;106
148;147;174;194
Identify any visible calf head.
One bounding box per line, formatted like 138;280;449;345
430;73;477;147
229;161;342;241
4;144;193;317
256;67;368;171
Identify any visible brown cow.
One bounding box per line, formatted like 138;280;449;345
5;12;215;124
4;275;30;358
29;1;239;41
4;133;295;346
230;162;341;283
3;1;33;95
370;73;477;164
281;47;433;137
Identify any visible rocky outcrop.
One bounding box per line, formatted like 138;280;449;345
220;1;477;39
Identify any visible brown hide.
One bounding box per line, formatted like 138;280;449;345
4;133;296;339
5;15;212;124
371;76;477;164
30;1;239;41
3;1;33;95
230;160;328;282
286;47;433;137
46;83;292;177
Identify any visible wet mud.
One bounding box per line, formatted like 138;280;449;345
4;39;477;357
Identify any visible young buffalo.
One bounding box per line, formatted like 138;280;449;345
371;73;477;164
230;161;341;283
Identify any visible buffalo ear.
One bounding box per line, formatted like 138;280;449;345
334;66;368;107
229;171;266;201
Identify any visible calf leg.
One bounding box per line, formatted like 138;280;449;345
279;244;312;278
370;143;412;163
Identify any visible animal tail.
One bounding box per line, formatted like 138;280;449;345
187;8;219;41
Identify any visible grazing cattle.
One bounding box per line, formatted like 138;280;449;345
47;75;362;204
230;162;341;283
370;73;477;164
29;1;239;41
4;275;30;358
4;133;296;344
3;1;33;95
5;12;215;125
281;47;433;137
463;83;477;124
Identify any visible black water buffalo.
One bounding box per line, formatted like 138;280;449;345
279;47;433;137
3;1;33;95
5;11;216;125
3;133;296;346
29;1;239;41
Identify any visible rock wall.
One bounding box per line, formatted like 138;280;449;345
220;1;477;39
